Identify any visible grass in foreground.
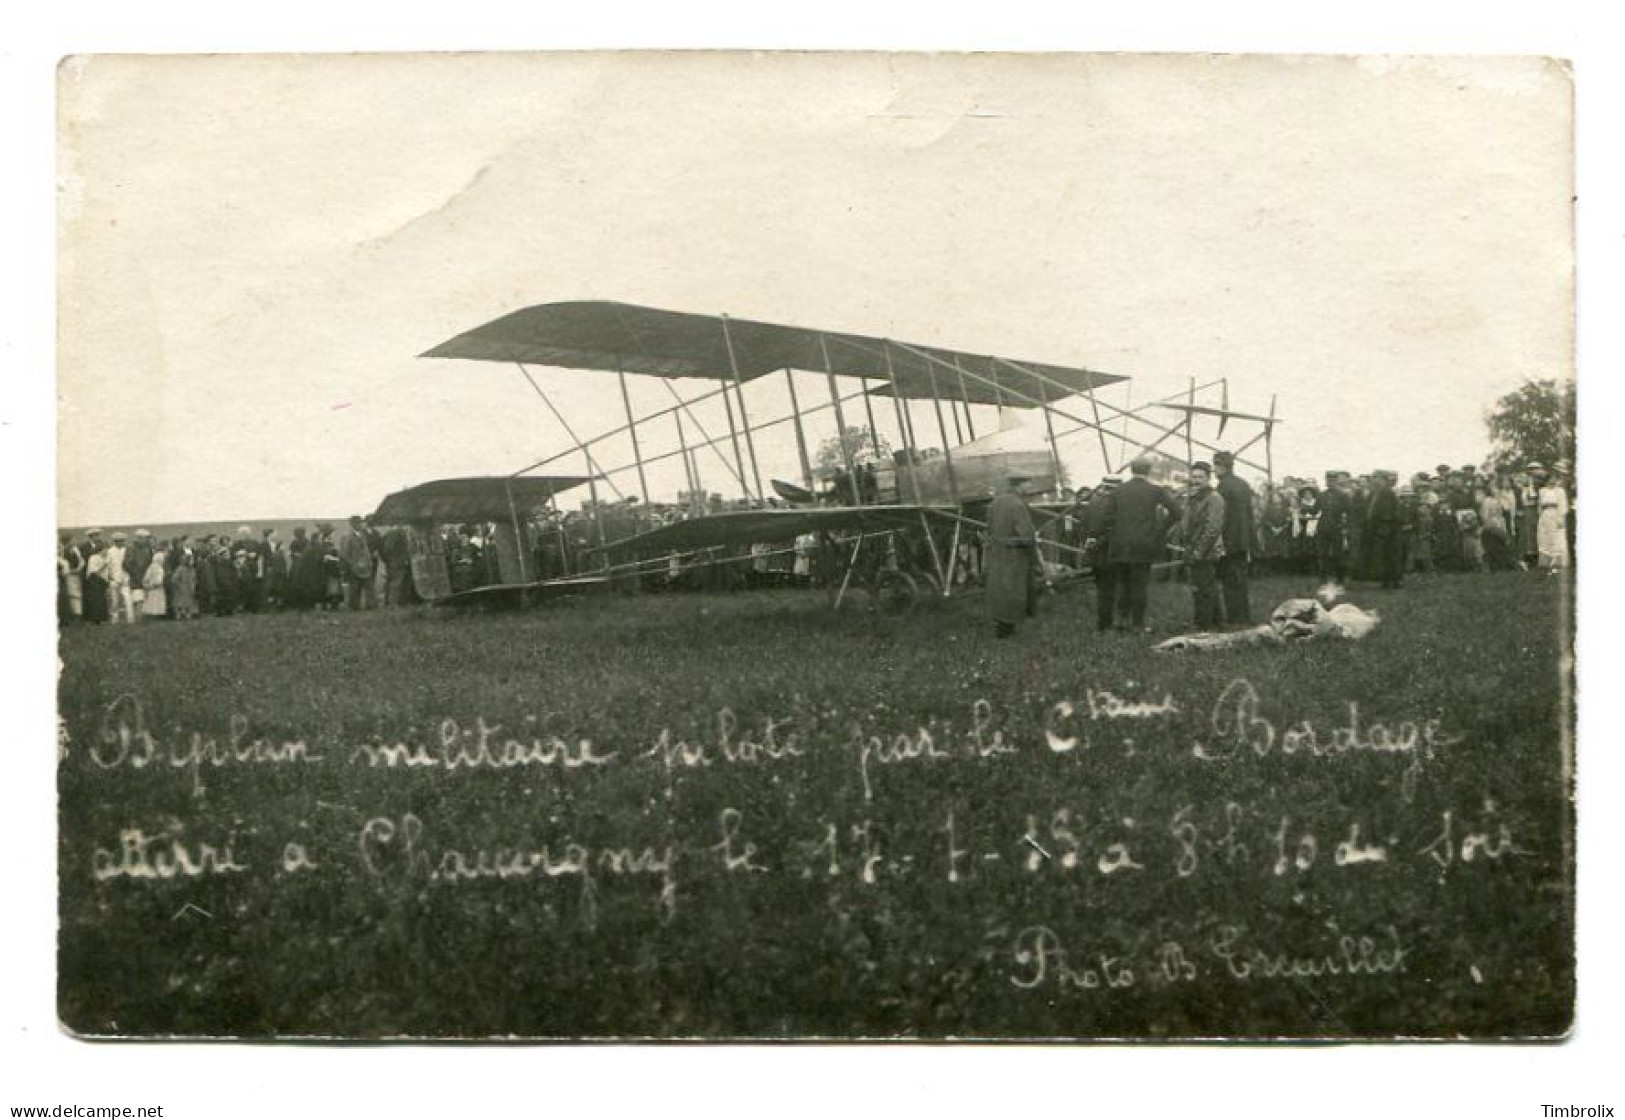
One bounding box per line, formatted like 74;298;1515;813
57;571;1572;1038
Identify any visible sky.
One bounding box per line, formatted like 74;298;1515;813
56;52;1573;525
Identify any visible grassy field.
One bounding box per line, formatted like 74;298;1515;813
56;570;1573;1039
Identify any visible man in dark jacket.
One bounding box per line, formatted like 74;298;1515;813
1316;471;1351;583
123;529;154;618
1080;478;1121;631
232;527;267;613
211;538;240;616
1176;462;1227;630
1364;470;1405;588
1102;456;1181;630
340;515;376;610
1213;451;1255;627
380;524;414;606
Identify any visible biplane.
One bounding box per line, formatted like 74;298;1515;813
386;300;1280;610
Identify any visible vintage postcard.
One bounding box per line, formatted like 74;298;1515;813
56;52;1574;1039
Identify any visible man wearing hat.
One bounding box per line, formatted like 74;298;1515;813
1176;461;1227;629
1213;451;1254;627
1315;471;1351;583
985;473;1039;638
1101;456;1182;631
1080;476;1122;631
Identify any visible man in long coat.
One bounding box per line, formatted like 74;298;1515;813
1102;456;1181;631
984;474;1038;638
1213;451;1254;627
1364;470;1405;588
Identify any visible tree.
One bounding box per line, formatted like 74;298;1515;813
813;425;893;480
1485;379;1576;473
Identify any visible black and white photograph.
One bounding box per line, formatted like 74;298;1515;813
50;51;1578;1044
11;22;1620;1116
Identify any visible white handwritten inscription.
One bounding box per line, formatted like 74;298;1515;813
640;710;805;796
350;718;614;772
357;812;676;927
72;676;1518;1011
1045;689;1181;753
92;827;250;881
1010;926;1137;991
1207;923;1409;981
1418;809;1529;874
852;700;1019;801
93;695;321;795
1192;679;1464;802
79;684;1467;808
1009;922;1411;992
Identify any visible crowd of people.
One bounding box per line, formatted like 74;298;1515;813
54;494;804;625
58;456;1573;633
1244;460;1574;582
54;515;417;625
990;455;1574;638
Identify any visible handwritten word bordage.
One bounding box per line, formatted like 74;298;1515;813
73;678;1538;1014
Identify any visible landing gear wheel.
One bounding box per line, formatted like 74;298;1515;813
870;569;919;615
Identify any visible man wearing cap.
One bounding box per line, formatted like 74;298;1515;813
1315;472;1350;583
1080;477;1122;631
1175;461;1226;629
985;474;1038;638
1213;451;1254;626
1102;456;1182;631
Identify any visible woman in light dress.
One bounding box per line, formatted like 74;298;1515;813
1533;465;1570;569
142;548;169;618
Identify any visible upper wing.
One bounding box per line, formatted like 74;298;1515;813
422;300;1127;406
